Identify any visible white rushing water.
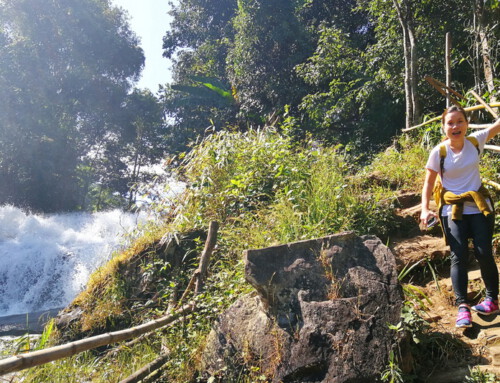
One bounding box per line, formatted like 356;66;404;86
0;205;145;316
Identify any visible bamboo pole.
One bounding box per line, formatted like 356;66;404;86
484;145;500;152
0;303;195;376
469;123;492;129
141;368;162;383
403;102;500;132
469;90;499;119
104;317;184;359
425;76;462;107
402;115;441;131
118;353;170;383
483;178;500;191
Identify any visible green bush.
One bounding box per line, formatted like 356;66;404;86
174;127;400;248
366;133;428;193
177;127;312;225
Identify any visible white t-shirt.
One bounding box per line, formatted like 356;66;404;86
425;128;489;216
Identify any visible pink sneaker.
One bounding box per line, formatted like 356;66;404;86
471;298;500;316
456;304;472;328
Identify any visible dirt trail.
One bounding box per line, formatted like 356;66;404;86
390;193;500;382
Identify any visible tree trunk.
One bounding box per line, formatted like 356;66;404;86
407;12;420;123
475;0;496;103
472;9;482;91
445;33;452;108
127;126;144;210
393;0;419;128
402;31;413;130
481;33;494;94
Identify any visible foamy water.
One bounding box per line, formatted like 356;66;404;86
0;206;145;316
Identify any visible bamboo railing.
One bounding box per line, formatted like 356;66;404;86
469;92;500;155
403;102;500;132
0;302;195;375
406;91;500;190
470;90;498;119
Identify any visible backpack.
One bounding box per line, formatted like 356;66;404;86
432;136;480;207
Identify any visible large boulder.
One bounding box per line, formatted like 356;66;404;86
201;232;403;382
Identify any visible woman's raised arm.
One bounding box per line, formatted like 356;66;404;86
487;118;500;141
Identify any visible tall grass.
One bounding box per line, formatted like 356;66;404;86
366;134;429;193
22;341;161;383
174;127;402;248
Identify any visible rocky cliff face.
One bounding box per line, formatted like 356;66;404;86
201;232;403;382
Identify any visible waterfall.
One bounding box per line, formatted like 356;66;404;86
0;205;145;317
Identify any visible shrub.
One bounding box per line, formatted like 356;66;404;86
366;134;428;193
170;126;400;250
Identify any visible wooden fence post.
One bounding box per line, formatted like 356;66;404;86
178;221;219;303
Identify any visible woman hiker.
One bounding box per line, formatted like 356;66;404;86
420;105;500;328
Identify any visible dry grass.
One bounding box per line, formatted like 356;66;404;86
68;224;168;333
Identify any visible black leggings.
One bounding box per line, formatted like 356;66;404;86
442;214;498;305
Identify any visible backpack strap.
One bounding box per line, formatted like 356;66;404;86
439;136;480;176
466;136;480;155
439;144;446;177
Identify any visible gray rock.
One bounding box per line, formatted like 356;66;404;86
0;308;62;336
201;232;403;382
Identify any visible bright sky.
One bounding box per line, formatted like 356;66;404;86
111;0;175;92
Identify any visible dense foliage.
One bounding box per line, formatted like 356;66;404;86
163;0;500;151
173;127;401;244
0;0;166;212
2;0;500;212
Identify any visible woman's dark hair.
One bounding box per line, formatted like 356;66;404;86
441;105;468;125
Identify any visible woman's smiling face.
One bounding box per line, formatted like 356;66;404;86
443;110;468;143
